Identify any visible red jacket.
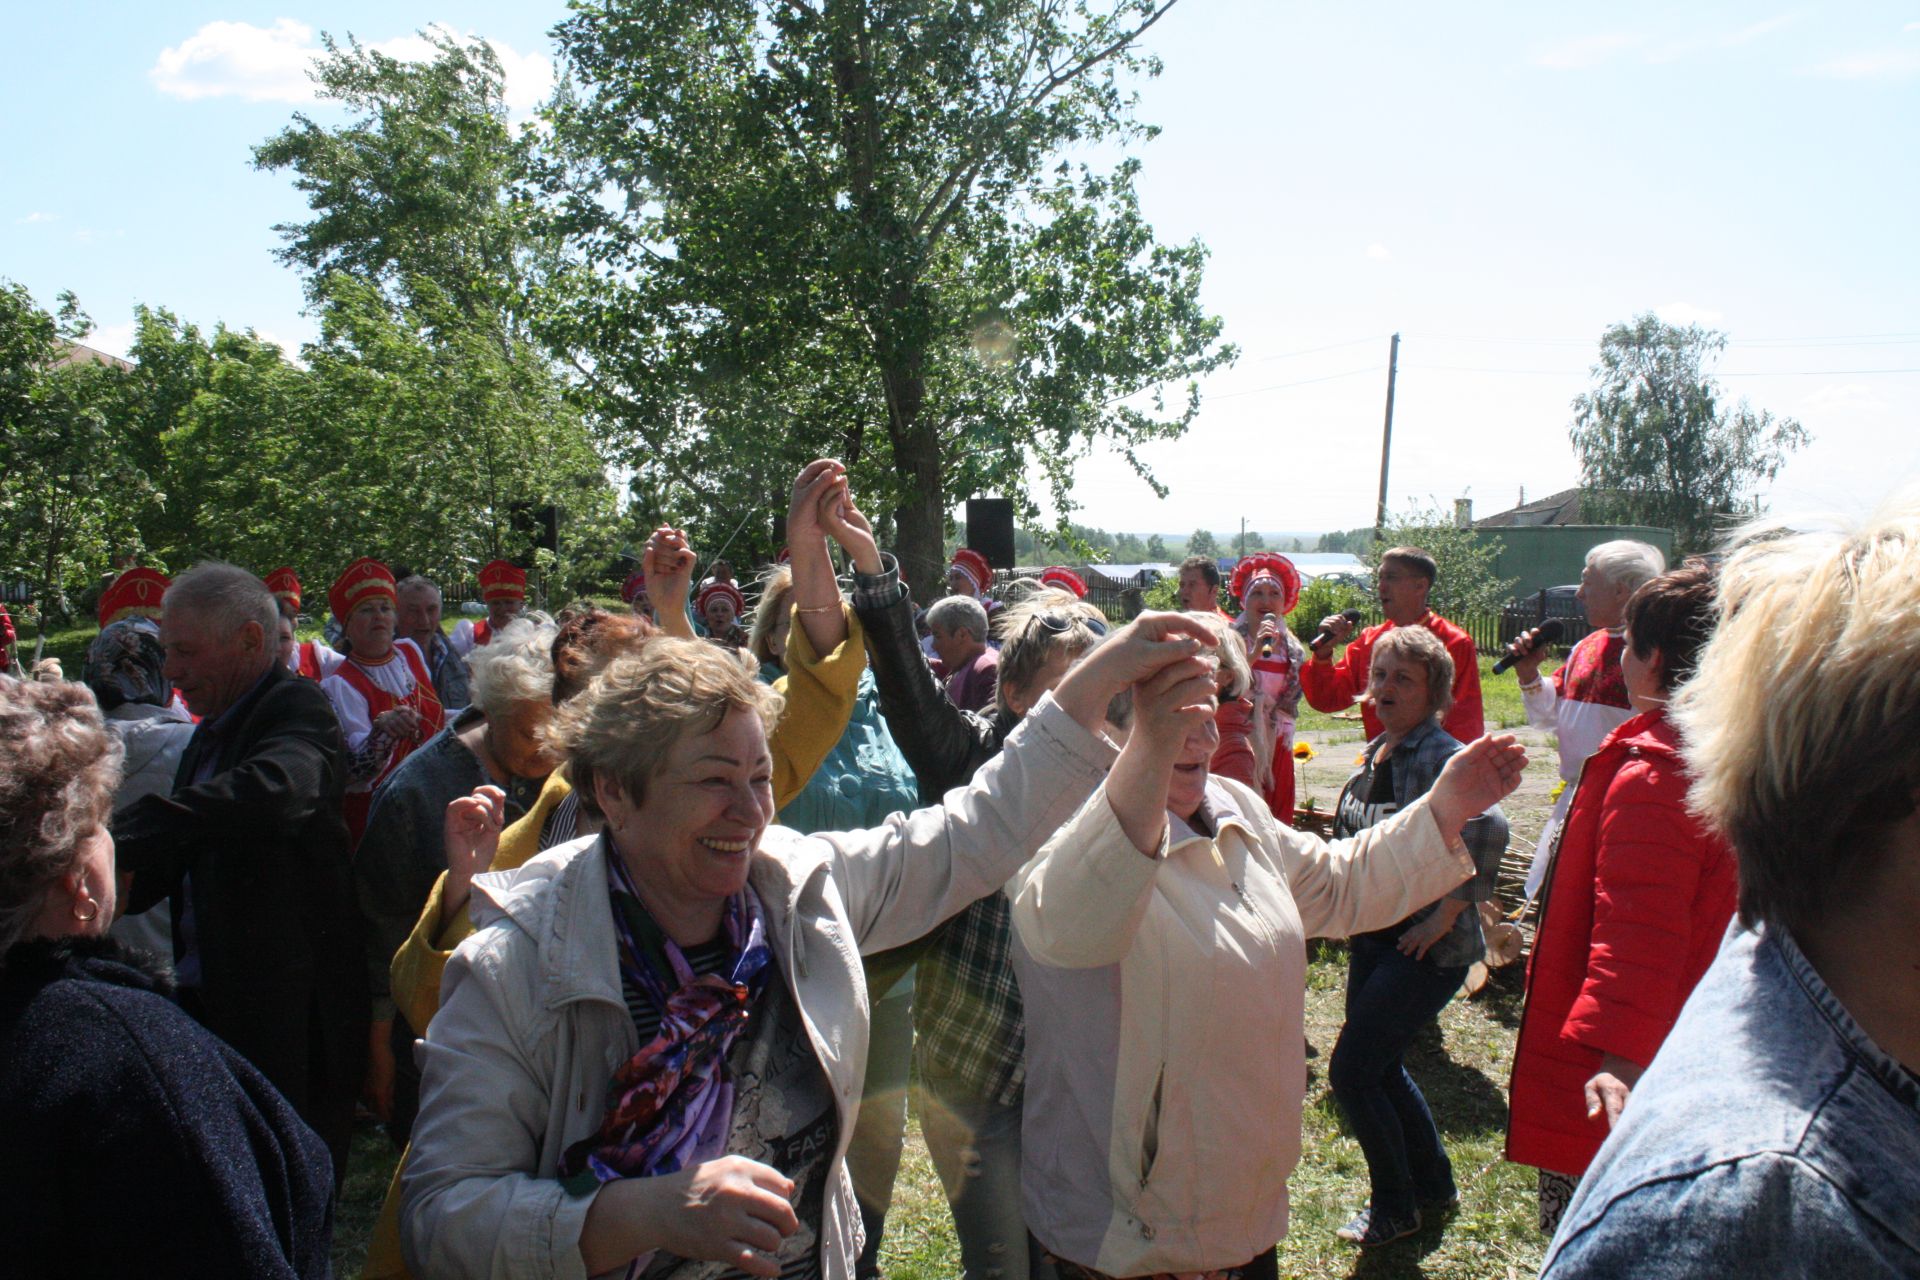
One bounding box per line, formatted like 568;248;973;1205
1505;709;1738;1177
1300;611;1485;743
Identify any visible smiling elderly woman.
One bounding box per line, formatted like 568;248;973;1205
399;621;1213;1280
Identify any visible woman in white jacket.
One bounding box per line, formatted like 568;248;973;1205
1008;644;1527;1280
400;610;1220;1280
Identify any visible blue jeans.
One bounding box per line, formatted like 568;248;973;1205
1328;931;1468;1222
919;1062;1056;1280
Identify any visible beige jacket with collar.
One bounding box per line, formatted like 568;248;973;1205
399;694;1114;1280
1008;775;1474;1277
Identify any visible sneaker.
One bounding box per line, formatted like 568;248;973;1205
1335;1204;1422;1247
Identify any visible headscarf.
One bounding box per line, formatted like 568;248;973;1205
83;619;172;711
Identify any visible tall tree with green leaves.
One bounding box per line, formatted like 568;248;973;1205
253;33;619;593
1570;314;1809;554
536;0;1234;593
0;284;150;625
1186;528;1219;559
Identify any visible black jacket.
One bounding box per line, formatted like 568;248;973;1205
855;583;1016;797
113;662;368;1169
0;936;335;1278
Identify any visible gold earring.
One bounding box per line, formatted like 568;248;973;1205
72;894;99;924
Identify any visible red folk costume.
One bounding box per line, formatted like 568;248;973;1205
98;567;171;628
696;579;750;650
1301;611;1485;745
620;570;650;614
948;548;1004;624
1221;554;1306;822
451;560;528;655
264;566;342;682
1039;565;1088;599
320;557;444;844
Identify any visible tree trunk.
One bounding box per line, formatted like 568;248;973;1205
881;358;946;599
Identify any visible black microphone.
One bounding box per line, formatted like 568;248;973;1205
1493;618;1564;675
1308;608;1364;651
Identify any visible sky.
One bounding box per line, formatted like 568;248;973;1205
4;2;1915;536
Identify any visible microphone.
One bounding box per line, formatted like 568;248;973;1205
1309;608;1364;650
1492;618;1564;675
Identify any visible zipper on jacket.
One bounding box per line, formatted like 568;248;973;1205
1139;1064;1165;1188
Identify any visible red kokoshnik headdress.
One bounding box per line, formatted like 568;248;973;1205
1229;553;1301;615
1039;566;1088;599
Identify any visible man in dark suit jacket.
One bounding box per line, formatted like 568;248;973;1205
114;562;368;1183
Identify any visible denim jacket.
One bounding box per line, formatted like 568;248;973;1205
1332;719;1508;970
1540;923;1920;1277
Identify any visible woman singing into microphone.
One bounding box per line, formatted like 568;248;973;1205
1228;553;1307;822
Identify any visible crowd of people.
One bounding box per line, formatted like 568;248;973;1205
1;462;1915;1280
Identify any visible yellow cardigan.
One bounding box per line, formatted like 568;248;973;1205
363;608;866;1280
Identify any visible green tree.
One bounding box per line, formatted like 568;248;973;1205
1571;314;1809;554
1365;502;1516;618
1187;528;1219;559
536;0;1233;594
253;34;620;595
0;284;150;625
1112;532;1147;561
1144;533;1168;560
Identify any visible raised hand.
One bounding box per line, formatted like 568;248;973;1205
786;459;845;552
644;527;698;639
439;784;506;930
1425;733;1527;837
817;473;883;575
1050;610;1221;736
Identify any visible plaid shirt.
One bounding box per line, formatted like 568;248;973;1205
852;559;1026;1106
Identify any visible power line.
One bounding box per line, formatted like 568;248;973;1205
1204;365;1384;400
1400;363;1920;378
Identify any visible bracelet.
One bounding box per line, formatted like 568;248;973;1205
1518;677;1543;693
794;602;841;615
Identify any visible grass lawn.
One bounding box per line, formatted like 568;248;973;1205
331;707;1564;1280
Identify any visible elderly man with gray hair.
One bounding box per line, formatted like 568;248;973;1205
396;574;471;713
112;560;368;1185
1501;539;1666;898
927;594;999;714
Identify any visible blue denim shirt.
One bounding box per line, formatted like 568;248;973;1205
1540;922;1920;1277
1332;719;1508;970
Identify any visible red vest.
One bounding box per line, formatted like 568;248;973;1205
295;640;327;683
471;619;492;648
336;643;446;793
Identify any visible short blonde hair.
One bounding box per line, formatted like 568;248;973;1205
546;636;784;817
1674;498;1920;933
993;589;1108;716
748;568;793;668
1371;625;1454;724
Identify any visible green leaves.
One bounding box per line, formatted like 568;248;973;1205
1570;314;1809;555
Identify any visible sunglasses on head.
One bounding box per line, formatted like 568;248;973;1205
1031;610;1108;637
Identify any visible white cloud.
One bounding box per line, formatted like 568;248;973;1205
1805;21;1920;79
14;211;58;224
85;323;136;359
151;18;319;102
1804;47;1920;79
1726;14;1795;45
1531;33;1639;70
1365;243;1390;261
150;19;554;113
1653;301;1724;326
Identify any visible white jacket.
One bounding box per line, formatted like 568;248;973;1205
1008;775;1473;1276
400;695;1115;1280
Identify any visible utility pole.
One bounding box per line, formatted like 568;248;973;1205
1374;332;1401;542
1239;516;1247;559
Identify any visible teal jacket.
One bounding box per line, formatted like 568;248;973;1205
766;665;922;836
